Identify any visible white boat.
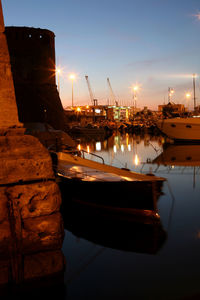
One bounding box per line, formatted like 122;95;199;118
157;117;200;142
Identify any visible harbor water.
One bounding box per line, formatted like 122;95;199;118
62;133;200;299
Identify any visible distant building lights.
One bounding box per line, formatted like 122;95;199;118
96;142;101;151
134;154;139;166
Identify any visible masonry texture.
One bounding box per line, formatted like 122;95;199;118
0;0;65;286
5;26;65;130
0;3;21;128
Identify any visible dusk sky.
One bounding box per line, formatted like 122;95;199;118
3;0;200;110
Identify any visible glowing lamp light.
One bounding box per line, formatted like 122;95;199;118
87;145;90;153
128;144;131;151
76;107;81;112
96;142;101;151
77;144;81;151
56;68;61;75
132;83;141;92
133;86;139;91
121;144;124;152
113;145;117;153
69;73;76;80
134;154;139;166
185;92;191;99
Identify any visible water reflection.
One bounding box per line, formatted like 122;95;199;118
153;144;200;167
62;202;167;255
76;133;164;171
62;134;200;299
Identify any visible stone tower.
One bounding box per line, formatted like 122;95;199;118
5;26;65;130
0;1;21;129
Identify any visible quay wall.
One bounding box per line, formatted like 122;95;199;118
0;3;65;287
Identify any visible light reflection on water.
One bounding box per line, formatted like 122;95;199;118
77;133;164;172
62;133;200;300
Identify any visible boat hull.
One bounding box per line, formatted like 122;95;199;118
157;118;200;142
58;177;162;221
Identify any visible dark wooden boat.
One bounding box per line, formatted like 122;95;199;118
55;151;165;221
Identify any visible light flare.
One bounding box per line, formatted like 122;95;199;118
134;154;139;166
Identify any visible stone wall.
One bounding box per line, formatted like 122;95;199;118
0;134;65;285
0;1;65;287
0;4;21;128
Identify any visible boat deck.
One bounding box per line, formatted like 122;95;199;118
56;151;165;182
57;163;137;182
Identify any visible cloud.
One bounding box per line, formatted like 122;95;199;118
192;12;200;21
127;58;163;68
126;48;198;70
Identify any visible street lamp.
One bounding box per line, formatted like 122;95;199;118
69;74;76;107
193;73;197;110
132;85;139;109
168;87;174;102
185;92;191;110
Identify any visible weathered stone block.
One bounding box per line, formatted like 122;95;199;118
0;259;10;285
22;212;64;254
4;181;61;219
24;250;65;281
0;188;9;222
0;135;54;184
0;220;12;256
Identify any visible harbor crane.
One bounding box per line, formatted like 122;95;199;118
107;78;118;106
85;75;98;106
